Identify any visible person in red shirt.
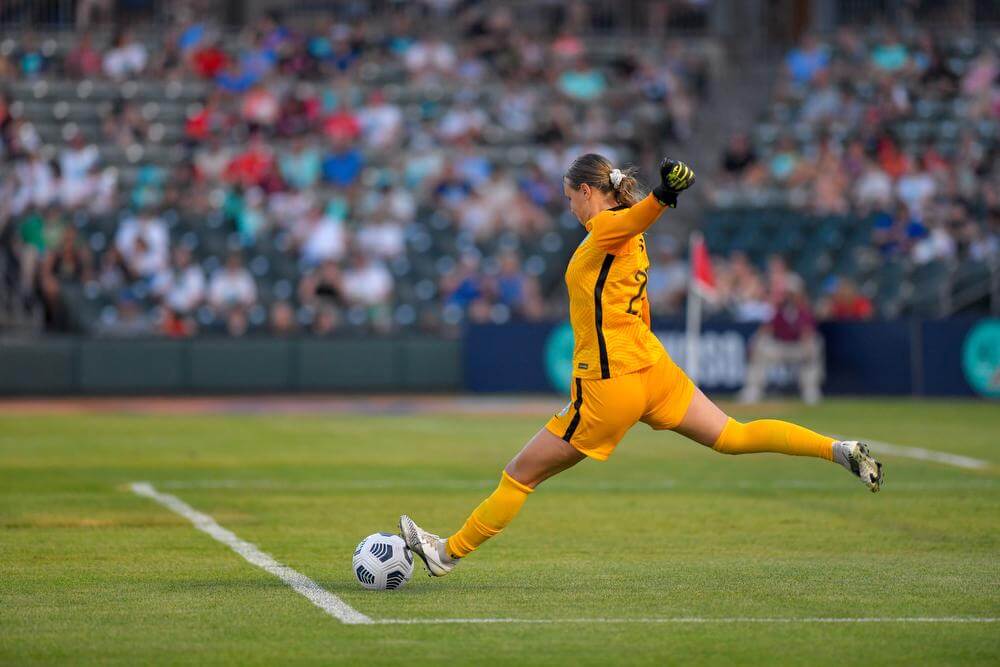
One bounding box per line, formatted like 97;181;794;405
322;104;361;142
819;277;874;321
224;132;274;188
190;41;228;79
741;275;825;404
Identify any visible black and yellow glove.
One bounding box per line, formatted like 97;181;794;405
652;159;696;208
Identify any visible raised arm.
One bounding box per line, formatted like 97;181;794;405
589;159;697;252
589;194;667;251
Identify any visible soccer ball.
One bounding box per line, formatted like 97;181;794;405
352;532;413;590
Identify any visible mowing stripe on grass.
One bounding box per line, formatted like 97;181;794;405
374;617;999;625
154;479;998;492
129;481;372;625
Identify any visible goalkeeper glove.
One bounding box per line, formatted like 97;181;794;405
652;158;696;208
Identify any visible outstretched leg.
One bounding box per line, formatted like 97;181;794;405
673;387;883;491
401;427;585;576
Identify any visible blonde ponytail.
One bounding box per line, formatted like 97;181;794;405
565;153;645;207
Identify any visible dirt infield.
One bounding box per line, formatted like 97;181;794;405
0;394;565;416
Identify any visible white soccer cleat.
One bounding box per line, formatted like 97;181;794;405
399;514;458;577
834;441;884;493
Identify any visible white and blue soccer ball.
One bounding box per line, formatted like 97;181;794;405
352;533;413;590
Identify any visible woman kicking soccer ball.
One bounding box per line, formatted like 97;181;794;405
401;154;883;576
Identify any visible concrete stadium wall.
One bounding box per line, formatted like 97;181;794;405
0;337;462;395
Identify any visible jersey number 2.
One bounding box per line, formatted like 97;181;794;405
626;270;648;315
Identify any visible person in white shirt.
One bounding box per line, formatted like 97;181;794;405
17;153;58;209
153;246;205;314
296;205;347;267
103;29;148;79
115;209;169;280
59;133;100;209
209;253;257;312
342;252;393;307
358;91;403;150
404;37;457;77
356;218;405;259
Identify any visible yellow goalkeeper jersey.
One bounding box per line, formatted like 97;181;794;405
565;194;669;379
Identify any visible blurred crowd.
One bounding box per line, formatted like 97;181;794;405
0;1;712;336
711;28;1000;269
1;7;996;338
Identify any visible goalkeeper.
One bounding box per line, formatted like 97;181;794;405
401;154;883;577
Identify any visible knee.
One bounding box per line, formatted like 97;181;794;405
711;418;745;455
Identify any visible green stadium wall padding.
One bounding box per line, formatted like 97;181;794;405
0;338;461;395
78;340;187;391
296;339;398;390
189;340;294;390
0;340;77;393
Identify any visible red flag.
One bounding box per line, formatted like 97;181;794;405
690;232;716;301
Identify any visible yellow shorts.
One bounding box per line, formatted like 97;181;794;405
544;352;696;461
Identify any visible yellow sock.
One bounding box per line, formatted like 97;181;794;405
446;470;533;558
713;418;834;461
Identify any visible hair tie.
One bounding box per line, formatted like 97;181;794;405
609;168;624;189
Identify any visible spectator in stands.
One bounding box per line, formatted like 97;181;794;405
853;157;894;211
224;308;250;337
39;225;93;330
912;218;957;265
241;82;280;130
160;308;197;338
720;251;773;322
224;132;275;188
152;246;205;316
321;137;364;187
311;306;340;336
719;132;760;184
189;36;229;80
785;34;829;86
279;136;322;190
103;29;149;79
356;215;405;260
97;246;132;293
358;90;403;150
646;237;688;316
404;34;457;81
341;251;393;318
97;291;153;337
194;137;233;183
294;204;347;267
16;33;47;78
298;259;345;310
17;152;58;210
487;251;545;322
440;252;484;313
66;33;103;77
208;252;257;315
58;131;100;209
102;101;150;148
741;276;824;405
558;57;607;102
818;277;874;321
269;300;299;337
966;211;1000;261
115;207;169;281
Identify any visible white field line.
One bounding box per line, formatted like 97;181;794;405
130;483;996;628
829;435;991;470
373;617;998;625
129;482;372;625
860;438;990;470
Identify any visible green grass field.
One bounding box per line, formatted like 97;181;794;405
1;398;998;665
